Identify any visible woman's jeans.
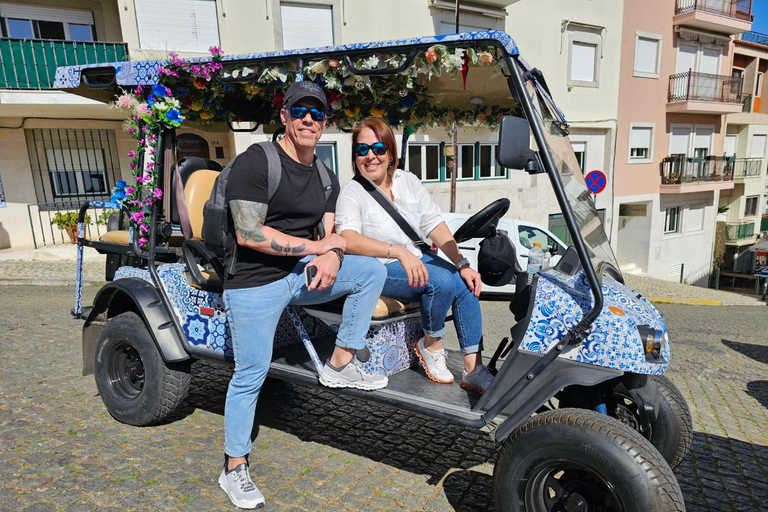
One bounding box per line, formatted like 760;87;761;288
382;251;483;355
223;254;386;457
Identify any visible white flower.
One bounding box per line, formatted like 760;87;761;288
362;55;379;70
310;60;329;74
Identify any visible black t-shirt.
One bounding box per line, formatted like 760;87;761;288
224;142;340;289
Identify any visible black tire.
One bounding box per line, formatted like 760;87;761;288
614;375;693;469
94;312;190;426
493;409;685;512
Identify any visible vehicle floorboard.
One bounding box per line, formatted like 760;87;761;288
269;338;486;426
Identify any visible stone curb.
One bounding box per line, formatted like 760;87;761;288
646;297;724;306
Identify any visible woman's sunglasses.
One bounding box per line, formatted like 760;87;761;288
354;142;387;157
289;105;326;121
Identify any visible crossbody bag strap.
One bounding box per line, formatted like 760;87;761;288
352;174;428;248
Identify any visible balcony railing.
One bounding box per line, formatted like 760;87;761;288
668;70;743;104
724;221;755;241
660;156;734;185
732;157;763;179
740;31;768;45
0;38;127;90
675;0;753;22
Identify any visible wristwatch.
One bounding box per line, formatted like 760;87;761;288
455;257;470;270
330;248;345;264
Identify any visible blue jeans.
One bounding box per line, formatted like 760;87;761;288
223;254;386;457
382;251;483;355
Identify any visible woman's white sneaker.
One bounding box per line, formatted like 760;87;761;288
460;364;494;394
414;337;454;383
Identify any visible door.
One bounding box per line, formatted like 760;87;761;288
693;127;713;178
675;43;698;99
669;125;691;181
698;46;720;100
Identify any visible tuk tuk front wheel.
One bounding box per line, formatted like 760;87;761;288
94;312;190;426
493;409;685;512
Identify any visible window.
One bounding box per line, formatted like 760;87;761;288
548;210;605;246
567;28;602;88
518;226;558;252
634;32;662;78
46;149;108;198
756;72;763;98
316;142;337;175
407;143;440;181
479;144;505;179
628;124;653;163
686;204;704;232
135;0;219;53
664;206;680;234
745;196;759;217
458;144;475;179
280;3;334;50
0;4;95;41
572;141;586;171
750;134;767;158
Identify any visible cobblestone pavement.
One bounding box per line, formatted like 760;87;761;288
2;286;767;511
624;274;766;307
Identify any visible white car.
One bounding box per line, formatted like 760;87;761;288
439;213;568;296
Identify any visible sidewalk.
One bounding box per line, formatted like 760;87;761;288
1;244;765;306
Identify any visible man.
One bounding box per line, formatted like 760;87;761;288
218;80;388;509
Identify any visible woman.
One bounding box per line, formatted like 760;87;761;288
335;117;494;393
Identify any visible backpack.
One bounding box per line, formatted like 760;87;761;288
202;141;334;276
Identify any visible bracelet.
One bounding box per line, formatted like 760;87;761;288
386;243;393;259
455;257;470;270
330;248;344;264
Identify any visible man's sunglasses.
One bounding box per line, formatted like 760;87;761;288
289;105;326;121
354;142;387;157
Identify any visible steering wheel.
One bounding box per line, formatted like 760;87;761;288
452;198;510;243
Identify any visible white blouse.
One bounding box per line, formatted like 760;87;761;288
335;169;444;263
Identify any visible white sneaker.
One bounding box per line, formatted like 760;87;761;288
414;337;454;383
461;364;494;394
218;463;265;509
319;358;388;390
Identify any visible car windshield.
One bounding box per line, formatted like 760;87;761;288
523;75;619;278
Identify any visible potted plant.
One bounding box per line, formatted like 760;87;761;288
51;211;91;243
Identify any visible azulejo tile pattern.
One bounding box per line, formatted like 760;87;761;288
520;270;670;375
53;31;519;89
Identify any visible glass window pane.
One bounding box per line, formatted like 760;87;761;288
425;145;439;181
38;20;66;40
7;19;34;39
316;144;336;174
460;145;474;179
68;23;93;41
480;145;492;178
408;145;423;179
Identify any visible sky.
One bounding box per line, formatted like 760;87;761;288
752;0;768;34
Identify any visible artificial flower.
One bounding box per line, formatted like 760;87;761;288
425;48;439;63
190;102;203;111
152;85;168;98
328;59;340;68
199;111;212;120
478;51;495;65
116;95;134;110
370;108;384;118
165;109;183;124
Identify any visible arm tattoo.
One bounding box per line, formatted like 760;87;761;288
270;239;305;255
230;200;267;243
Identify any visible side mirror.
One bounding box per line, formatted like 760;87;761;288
549;244;560;256
497;116;536;171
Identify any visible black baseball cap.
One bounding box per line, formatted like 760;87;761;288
477;234;518;287
283;80;327;109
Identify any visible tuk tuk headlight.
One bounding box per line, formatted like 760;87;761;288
637;324;664;359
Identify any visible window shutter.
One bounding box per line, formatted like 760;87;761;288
669;127;690;155
750;134;767;158
281;4;334;50
135;0;219;53
630;127;652;150
693;130;711;151
687;204;704;231
634;37;658;74
571;42;596;82
571;141;586;154
0;2;93;24
724;135;737;156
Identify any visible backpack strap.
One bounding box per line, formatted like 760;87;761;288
258;141;282;202
315;159;334;238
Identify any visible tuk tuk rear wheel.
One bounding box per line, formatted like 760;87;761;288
493;409;685;512
94;312;190;426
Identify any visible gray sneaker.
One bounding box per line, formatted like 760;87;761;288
319;358;388;390
218;463;265;509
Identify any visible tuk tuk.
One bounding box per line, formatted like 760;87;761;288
55;31;690;511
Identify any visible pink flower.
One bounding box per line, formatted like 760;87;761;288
127;128;137;135
135;85;144;94
117;94;134;110
139;223;149;233
136;103;150;115
153;188;163;200
148;147;157;156
138;237;148;247
130;211;145;223
129;162;137;169
128;150;137;158
146;162;155;170
125;186;135;194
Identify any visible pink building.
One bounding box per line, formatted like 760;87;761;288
612;0;753;286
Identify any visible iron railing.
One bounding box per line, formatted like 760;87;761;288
668;70;743;104
660;156;734;185
724;221;755;241
761;215;768;231
0;38;127;90
26;201;115;248
675;0;753;22
732;157;763;179
740;31;768;46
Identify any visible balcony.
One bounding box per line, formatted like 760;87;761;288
724;220;755;244
660;156;736;192
761;215;768;232
667;71;744;114
732;157;763;181
0;38;127;90
674;0;753;35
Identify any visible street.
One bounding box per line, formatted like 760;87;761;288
1;285;767;511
